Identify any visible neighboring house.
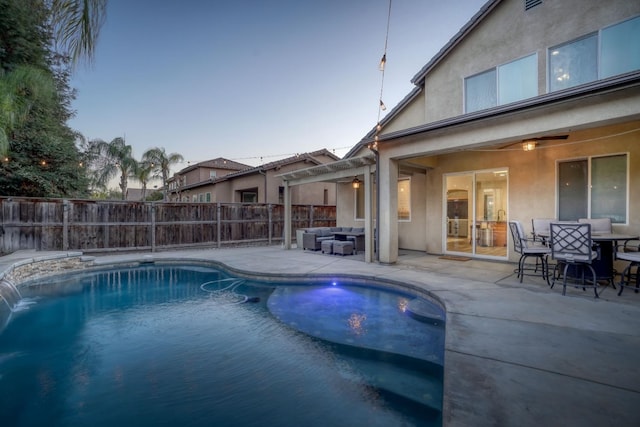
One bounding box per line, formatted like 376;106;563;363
168;150;339;205
125;187;158;201
281;0;640;264
167;158;252;202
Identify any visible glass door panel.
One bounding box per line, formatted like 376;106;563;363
445;174;473;254
475;171;508;257
445;170;508;258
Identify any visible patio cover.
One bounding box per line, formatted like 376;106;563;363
277;154;377;262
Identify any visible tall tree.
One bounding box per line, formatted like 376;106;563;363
133;160;153;201
0;0;106;197
89;137;138;200
0;66;56;155
142;147;184;201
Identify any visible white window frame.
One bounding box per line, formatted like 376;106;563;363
464;53;537;113
556;153;629;224
548;15;640;92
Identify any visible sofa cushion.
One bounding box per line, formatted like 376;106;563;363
340;227;352;232
351;227;364;233
320;229;333;237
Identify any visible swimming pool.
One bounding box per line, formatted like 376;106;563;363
0;263;445;426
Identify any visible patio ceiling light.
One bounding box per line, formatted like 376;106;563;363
352;177;361;189
522;140;537;151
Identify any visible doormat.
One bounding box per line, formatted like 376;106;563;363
439;255;471;261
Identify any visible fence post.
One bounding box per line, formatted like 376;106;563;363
62;199;69;251
151;203;156;252
217;202;221;248
268;204;273;245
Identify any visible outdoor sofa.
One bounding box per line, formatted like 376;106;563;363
300;227;364;251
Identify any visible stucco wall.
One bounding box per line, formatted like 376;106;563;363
382;0;640;131
398;172;428;251
420;120;640;261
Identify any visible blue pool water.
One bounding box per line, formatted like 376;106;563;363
0;264;445;426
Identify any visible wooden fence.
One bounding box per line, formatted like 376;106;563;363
0;198;336;253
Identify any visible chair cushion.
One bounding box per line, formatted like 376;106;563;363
554;251;598;262
523;247;551;255
351;227;364;233
578;218;612;233
617;251;640;263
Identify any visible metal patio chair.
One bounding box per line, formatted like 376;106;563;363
615;240;640;296
531;218;555;245
549;222;599;298
509;221;551;285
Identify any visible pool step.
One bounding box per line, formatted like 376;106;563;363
407;298;446;326
330;341;444;414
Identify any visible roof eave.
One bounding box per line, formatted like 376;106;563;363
343;86;423;159
411;0;502;85
372;71;640;144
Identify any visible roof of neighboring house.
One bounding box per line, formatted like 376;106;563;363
169;149;340;191
175;157;252;176
215;149;340;182
125;188;157;201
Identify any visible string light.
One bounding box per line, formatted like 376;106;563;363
379;53;386;71
175;145;354;167
373;0;393;151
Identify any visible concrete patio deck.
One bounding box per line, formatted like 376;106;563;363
2;246;639;426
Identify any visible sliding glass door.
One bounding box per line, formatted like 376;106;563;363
445;170;508;258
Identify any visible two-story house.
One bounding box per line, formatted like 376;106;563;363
167;158;252;202
169;149;339;205
281;0;640;264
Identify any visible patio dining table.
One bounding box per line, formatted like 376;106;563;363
540;231;639;284
331;231;365;253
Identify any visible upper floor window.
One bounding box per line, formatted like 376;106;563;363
549;15;640;92
549;33;597;91
601;16;640;78
465;54;537;113
210;171;217;179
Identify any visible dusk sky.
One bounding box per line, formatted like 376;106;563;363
69;0;487;171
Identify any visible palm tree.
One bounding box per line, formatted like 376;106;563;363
134;161;154;201
50;0;108;66
89;137;138;200
142;147;184;201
